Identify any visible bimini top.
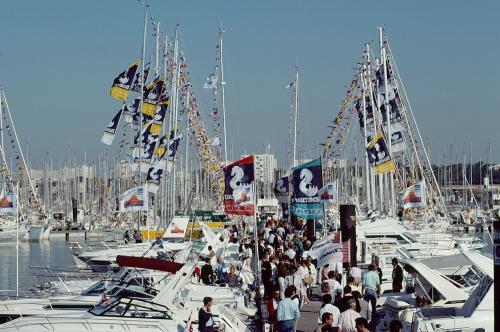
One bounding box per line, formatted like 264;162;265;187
116;255;184;273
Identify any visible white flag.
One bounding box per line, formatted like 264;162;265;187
119;186;148;212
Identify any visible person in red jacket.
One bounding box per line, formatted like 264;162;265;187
267;288;281;331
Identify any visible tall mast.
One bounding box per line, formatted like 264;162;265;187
219;27;228;166
361;65;372;209
293;67;299;167
138;5;148;231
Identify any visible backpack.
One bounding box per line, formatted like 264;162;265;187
321;280;331;294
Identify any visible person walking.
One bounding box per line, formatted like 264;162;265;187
315;312;337;332
338;299;361;332
276;286;300;332
317;293;340;328
362;264;380;317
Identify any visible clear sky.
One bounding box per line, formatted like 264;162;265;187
0;0;498;168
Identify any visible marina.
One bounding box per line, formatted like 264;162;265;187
0;1;498;332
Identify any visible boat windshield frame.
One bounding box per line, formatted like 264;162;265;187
402;231;418;243
89;297;173;320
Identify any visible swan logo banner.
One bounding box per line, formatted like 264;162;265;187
223;155;254;216
146;159;166;194
367;132;396;174
291;158;324;220
100;108;123;146
142;78;166;117
273;175;289;204
110;61;140;101
119;186;148;212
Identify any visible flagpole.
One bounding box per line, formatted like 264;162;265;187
252;162;260;289
293;67;299;167
16;182;19;298
361;67;372;210
138;5;148;234
219;27;228;166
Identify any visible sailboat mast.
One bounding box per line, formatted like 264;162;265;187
138;6;148;231
361;66;372;209
219;27;228;166
293;67;299;167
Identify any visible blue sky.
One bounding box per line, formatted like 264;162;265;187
0;1;498;167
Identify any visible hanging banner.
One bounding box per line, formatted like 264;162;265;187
110;61;140;101
163;216;189;238
131;64;150;93
119;186;148;212
0;192;16;213
273;175;289;204
223;155;254;216
146;159;166;193
318;181;337;204
309;234;337;259
367;132;396;174
291;158;324;220
100;108;123;146
142;78;165;117
124;98;141;125
390;122;406;153
402;181;427;209
316;243;343;269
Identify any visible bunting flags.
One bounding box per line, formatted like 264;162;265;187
402;181;426;209
110;61;140;101
142;78;166;117
223;155;254;216
318;181;337;204
290;158;324;220
367;132;396;174
100;108;123;146
0;191;16;213
273;175;289;204
119;186;148;212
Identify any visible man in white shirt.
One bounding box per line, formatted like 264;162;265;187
317;293;340;327
338;299;361;332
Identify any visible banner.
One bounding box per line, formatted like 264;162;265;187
124;98;141;125
291;158;324;220
163;216;190;239
0;192;16;213
316;243;343;269
390;122;406;153
110;61;140;101
309;234;337;259
403;181;426;209
318;181;337;204
119;186;148;212
273;175;289;204
100;108;123;146
131;65;150;93
142;78;166;117
146;159;166;193
367;132;396;174
223;155;254;216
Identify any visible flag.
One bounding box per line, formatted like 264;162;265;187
318;181;337;204
149;103;168;136
273;175;289;204
291;158;324;220
110;61;140;101
389;122;406;153
309;234;337;259
131;65;150;93
367;132;395;173
316;243;343;268
124;98;141;124
119;186;148;212
286;81;295;89
0;192;16;213
142;78;166;117
203;73;218;89
100;108;123;146
146;159;166;193
210;136;220;147
402;181;426;209
155;134;182;160
223;155;254;216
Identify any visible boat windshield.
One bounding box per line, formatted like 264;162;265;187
396;247;415;259
81;280;108;296
402;232;418;243
90;297;172;319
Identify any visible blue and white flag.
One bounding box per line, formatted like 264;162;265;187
274;175;289;204
146;159;166;194
119;186;148;212
291;158;324;220
101;108;123;146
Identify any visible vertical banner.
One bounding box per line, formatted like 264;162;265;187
290;158;324;220
223;155;254;216
100;108;123;146
367;132;396;174
273;175;289;204
110;61;140;101
142;78;165;117
389;122;406;153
